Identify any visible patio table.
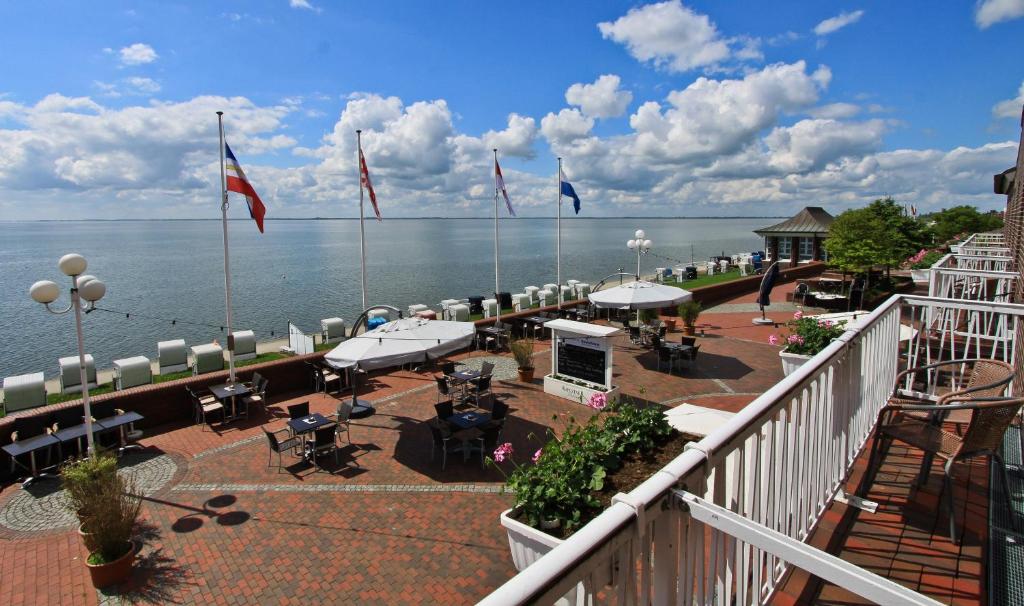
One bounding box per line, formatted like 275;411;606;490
286;413;335;461
98;411;146;453
447;411;491;430
3;433;59;487
480;326;510;349
209;382;251;420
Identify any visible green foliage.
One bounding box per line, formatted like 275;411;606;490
677;300;702;327
638;308;658;324
925;205;1003;243
509;337;535;370
909;250;946;270
61;452;141;563
772;314;848;356
496;397;674;533
825;197;928;273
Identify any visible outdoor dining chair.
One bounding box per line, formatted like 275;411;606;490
314;365;342;394
435;400;455;423
242;377;269;413
9;415;54;475
657;345;680;374
472;375;493;408
441;362;457;376
307;424;340;472
628;326;642;345
490;400;509;425
475;424;504;469
435;376;454;404
330;400;354;445
263;426;302;472
428;420;457;470
858;395;1024;542
187;387;223;431
680;336;697;347
890;359;1015;430
287;401;310;421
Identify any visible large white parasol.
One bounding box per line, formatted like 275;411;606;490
324;317;476;371
588;280;693;310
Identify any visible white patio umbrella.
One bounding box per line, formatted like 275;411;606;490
588;280;693;310
324;317;476;371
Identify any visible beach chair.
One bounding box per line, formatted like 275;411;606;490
2;372;46;413
157;339;189;375
191;343;225;376
230;330;257;361
524;286;540;305
449;304;470;322
321;317;346;344
538;290;555;306
511;294;529;312
58;355;98;394
483;298;498;317
113;356;152;390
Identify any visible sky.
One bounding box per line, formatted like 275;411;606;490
1;0;1024;220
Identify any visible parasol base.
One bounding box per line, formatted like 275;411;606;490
350;399;375;419
752;318;775;325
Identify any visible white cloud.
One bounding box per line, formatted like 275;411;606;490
126;77;161;94
565;75;633;119
93;78;161;97
807;102;861;119
540;108;595;144
813;10;865;36
992;81;1024;118
289;0;320;12
118;43;158;66
763;118;886;172
975;0;1024;28
598;1;731;72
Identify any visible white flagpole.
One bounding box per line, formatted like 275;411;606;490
216;111;236;384
357;129;368;314
557;157;562;309
493;148;501;322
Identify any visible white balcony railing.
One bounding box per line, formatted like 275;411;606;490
952;232;1009;257
480;294;1024;606
928;253;1017;305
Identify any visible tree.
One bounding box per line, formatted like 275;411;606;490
824;197;928;280
925;205;1004;243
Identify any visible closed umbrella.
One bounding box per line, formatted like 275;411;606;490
753;262;779;325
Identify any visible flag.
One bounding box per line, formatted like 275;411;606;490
560;170;581;215
911;204;917;217
359;148;382;221
495;158;515;216
224;143;266;233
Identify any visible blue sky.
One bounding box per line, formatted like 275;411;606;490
1;1;1023;220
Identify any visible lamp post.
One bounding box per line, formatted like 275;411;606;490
29;253;106;458
626;229;653;280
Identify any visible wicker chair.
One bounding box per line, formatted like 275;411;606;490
859;394;1024;542
890;359;1015;428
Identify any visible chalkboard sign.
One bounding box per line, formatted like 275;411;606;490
558;343;606;385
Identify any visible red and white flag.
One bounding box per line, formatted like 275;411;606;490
224;143;266;233
359;148;381;221
495;158;515;216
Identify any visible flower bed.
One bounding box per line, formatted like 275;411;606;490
492;393;687;539
768;310;847;356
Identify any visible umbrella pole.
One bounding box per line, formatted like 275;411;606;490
349;365;375;418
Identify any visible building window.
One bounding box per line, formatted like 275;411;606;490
799;237;813;261
777;238;792;258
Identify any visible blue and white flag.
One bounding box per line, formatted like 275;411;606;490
560;170;580;215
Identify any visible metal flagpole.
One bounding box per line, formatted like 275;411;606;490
557;157;562;309
216;111;236;384
357;130;369;314
493;149;500;322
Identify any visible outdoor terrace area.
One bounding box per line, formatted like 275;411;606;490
0;281;814;605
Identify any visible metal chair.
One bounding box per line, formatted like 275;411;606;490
475;424;504;468
859;395;1024;542
657;345;680;374
435;400;455;423
187;387;223;430
429;420;456;470
628;326;642;345
242;377;268;415
435;376;454;404
314;366;342;394
287;401;310;420
441;362;457;376
330;400;354;444
490;400;509;425
263;426;302;472
472;375;493;408
306;424;340;472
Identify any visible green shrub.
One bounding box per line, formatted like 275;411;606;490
61;452;141;563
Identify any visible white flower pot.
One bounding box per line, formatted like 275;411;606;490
543;375;618;404
910;269;930;284
500;509;599;605
779;350;812;376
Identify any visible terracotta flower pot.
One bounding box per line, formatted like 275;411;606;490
86;541;137;589
517;367;535;383
683;325;696;336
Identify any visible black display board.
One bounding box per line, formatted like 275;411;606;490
557;343;605;385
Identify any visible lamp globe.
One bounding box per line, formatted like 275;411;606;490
29;280;61;304
58;253;87;276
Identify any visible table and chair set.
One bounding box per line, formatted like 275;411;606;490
428;360;508;469
3;400;145;487
186;372;269;430
262;399;357;474
628;322;700;374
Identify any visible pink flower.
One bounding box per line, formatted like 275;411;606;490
768;334;779;346
532;448;543;464
587;392;608;411
787;334;804;345
493;442;514;463
793;310;803;320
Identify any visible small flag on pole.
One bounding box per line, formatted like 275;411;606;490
910;204;917;217
560;170;581;215
359;148;381;221
224;143;267;233
495;158;515;216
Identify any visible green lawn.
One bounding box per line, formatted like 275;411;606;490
664;269;746;290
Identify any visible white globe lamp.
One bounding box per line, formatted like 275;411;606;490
29;280;60;304
58;253;87;276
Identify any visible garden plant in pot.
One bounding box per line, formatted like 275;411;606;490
677;300;702;336
61;451;142;588
509;336;535;382
769;311;847;376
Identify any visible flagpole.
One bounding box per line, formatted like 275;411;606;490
216;111;236;384
493;148;500;323
557;157;562;309
357;129;368;314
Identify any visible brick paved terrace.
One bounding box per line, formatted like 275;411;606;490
2;281;990;605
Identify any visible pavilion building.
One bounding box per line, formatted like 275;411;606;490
754;206;834;267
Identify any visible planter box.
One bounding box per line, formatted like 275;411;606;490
910;269;930;284
779;350;812;376
543;375;618;404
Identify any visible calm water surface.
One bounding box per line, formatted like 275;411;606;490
0;218;766;378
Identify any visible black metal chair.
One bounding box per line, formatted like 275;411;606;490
475;424;504;468
628;326;642;345
9;415;54;474
306;424;340;472
472;375;493;408
657;345;680;374
441;362;457;376
680;336;697;347
263;426;302;472
436;376;454;403
287;401;310;420
429;420;456;470
314;366;342;394
242;377;268;416
490;400;509;424
435;400;455;423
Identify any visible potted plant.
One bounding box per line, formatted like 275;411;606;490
61;452;142;588
906;249;945;283
509;336;535;383
769;311;848;375
677;300;702;336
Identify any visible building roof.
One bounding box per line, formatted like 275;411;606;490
754;206;834;236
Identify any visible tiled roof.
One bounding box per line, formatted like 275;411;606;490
754;206;834;236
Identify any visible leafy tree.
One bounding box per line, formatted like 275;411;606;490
824;197;927;279
925;205;1003;243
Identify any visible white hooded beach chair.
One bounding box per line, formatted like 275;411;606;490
59;354;97;394
2;372;46;413
321;317;346;344
191;343;225;376
113;356;152;390
231;330;257;361
158;339;189;375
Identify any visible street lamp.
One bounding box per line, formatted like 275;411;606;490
29;253;107;457
626;229;653;279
